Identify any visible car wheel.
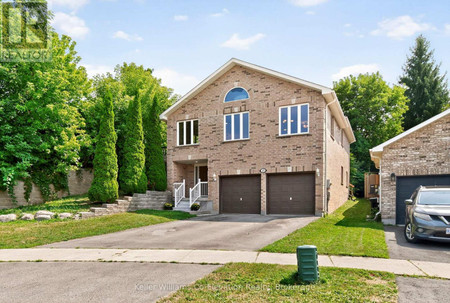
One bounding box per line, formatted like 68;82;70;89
404;222;419;243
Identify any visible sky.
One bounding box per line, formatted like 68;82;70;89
48;0;450;95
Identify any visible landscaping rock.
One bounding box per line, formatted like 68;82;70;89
35;210;55;218
0;214;17;223
21;213;34;221
58;213;73;220
74;214;81;220
35;214;53;221
79;211;95;219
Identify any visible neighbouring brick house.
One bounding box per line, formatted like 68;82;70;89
370;109;450;225
160;59;355;215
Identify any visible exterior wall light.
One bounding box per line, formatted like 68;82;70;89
390;173;396;182
213;173;217;182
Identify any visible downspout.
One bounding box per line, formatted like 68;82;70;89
323;95;338;216
371;154;382;220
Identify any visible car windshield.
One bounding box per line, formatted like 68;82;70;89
418;190;450;205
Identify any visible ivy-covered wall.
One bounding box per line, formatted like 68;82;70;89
0;169;93;209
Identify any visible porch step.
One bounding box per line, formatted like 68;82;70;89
173;199;215;215
173;199;191;211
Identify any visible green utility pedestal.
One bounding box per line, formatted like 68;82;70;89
297;245;319;283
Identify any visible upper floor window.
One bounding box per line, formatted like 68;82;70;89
177;119;199;146
224;112;249;141
224;87;249;102
279;104;309;136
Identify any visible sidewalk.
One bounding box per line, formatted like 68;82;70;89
0;248;449;279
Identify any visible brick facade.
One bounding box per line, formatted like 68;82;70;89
165;65;351;215
326;110;351;213
378;114;450;224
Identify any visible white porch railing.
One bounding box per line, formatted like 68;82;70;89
200;181;208;197
174;180;185;207
189;179;208;206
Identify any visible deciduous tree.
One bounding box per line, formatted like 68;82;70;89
0;33;91;201
334;73;409;194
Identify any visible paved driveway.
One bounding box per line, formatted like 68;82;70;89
397;276;450;303
384;226;450;263
0;262;218;303
44;214;317;250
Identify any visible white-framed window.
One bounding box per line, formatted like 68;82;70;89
224;112;250;141
177;119;199;146
279;104;309;136
224;87;249;103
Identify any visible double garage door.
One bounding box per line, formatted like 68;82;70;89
396;174;450;224
220;173;315;215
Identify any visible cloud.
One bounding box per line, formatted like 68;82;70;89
305;11;316;15
174;15;188;21
52;12;89;39
288;0;329;7
371;15;433;40
82;64;114;78
49;0;90;11
113;30;143;41
210;8;229;17
445;24;450;35
153;68;199;95
344;23;351;28
332;64;380;81
221;33;266;50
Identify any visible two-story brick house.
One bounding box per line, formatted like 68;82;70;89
160;59;355;216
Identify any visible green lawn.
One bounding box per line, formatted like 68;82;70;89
261;199;389;258
0;195;92;216
160;263;397;303
0;195;194;248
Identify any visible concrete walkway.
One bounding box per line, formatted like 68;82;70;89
1;248;450;279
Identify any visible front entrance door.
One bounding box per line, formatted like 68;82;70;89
195;165;208;183
194;165;208;197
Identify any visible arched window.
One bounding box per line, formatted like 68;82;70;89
224;87;249;102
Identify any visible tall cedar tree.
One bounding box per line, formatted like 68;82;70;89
119;93;147;194
334;73;408;194
88;91;119;202
400;35;449;130
143;91;167;191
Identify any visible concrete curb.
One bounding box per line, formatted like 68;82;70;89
0;248;448;279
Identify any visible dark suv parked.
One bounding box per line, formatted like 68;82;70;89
404;186;450;243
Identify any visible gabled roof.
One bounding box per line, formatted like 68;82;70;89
370;108;450;168
160;58;355;143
